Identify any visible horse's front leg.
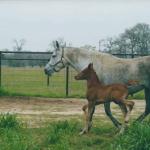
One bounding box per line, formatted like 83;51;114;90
80;101;95;135
104;102;122;129
136;87;150;122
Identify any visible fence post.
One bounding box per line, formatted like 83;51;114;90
0;51;1;87
47;75;49;86
66;66;69;97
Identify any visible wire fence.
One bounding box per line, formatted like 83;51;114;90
0;51;148;97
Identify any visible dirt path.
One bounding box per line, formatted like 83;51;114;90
0;96;145;127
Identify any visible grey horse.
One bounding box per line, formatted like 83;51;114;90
44;41;150;130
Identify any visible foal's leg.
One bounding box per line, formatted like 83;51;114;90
125;100;135;112
125;100;134;122
104;102;122;128
80;101;95;135
82;104;88;117
81;104;88;131
82;101;102;117
136;87;150;122
81;101;101;131
123;100;135;123
118;103;128;134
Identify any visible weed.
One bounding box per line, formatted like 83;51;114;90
0;113;22;129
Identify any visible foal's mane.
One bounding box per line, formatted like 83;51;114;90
90;67;102;85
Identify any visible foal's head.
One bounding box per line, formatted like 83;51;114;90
75;63;95;80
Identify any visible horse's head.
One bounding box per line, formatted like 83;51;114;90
44;41;66;76
75;63;94;80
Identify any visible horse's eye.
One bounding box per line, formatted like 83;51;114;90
52;50;57;57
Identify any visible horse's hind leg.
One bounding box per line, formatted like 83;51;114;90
136;87;150;122
104;102;122;129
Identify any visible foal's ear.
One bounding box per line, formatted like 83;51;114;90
56;41;60;49
88;63;93;69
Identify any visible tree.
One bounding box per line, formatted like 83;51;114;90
48;37;66;52
99;38;115;53
11;39;26;67
133;23;150;55
13;39;26;51
81;44;96;51
101;23;150;55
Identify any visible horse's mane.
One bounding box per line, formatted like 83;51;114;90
66;47;114;58
65;47;150;63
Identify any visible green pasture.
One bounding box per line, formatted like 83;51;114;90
1;66;144;99
0;114;150;150
1;67;86;98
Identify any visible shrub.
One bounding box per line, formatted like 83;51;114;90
0;113;22;129
0;88;9;96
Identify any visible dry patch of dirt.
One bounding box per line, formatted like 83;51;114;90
0;96;145;127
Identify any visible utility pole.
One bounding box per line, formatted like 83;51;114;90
99;40;101;52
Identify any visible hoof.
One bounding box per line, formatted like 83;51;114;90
119;127;125;135
117;124;122;129
79;131;85;135
88;123;92;131
79;128;87;135
118;124;128;135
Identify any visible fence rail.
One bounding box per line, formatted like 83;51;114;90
0;51;148;97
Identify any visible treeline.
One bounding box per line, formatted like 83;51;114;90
1;39;50;67
99;23;150;55
1;23;150;67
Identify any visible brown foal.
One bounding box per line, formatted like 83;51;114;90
75;63;134;135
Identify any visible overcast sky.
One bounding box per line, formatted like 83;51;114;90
0;0;150;51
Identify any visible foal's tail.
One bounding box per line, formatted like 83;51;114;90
127;80;139;86
127;80;144;97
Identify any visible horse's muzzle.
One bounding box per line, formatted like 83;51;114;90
44;68;48;75
44;68;53;76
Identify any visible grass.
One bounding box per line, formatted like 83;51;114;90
0;114;115;150
1;114;150;150
1;67;86;98
111;120;150;150
128;90;145;100
1;66;145;99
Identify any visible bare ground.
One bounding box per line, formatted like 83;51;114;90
0;96;145;127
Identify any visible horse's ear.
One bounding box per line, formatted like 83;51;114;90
88;63;93;69
56;41;60;49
